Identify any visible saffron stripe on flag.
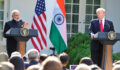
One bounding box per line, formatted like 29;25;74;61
49;0;67;54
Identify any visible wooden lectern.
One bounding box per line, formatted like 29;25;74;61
6;28;38;56
93;32;120;70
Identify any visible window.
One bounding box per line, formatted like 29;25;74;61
85;0;100;33
0;0;4;40
65;0;80;38
65;0;101;37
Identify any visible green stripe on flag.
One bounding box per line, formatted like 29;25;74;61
50;21;67;54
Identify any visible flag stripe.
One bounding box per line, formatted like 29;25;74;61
32;25;44;50
50;21;67;54
34;14;46;36
42;12;46;21
57;0;66;18
36;37;44;50
31;35;42;51
31;25;41;49
31;37;40;52
49;0;67;54
33;17;47;47
31;0;47;51
38;15;47;34
32;21;46;49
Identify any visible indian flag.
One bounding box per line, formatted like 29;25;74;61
49;0;67;54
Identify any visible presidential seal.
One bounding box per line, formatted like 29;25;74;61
108;31;116;40
54;13;64;25
20;28;29;37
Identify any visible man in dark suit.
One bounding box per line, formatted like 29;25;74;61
3;10;28;57
24;49;39;69
89;8;114;67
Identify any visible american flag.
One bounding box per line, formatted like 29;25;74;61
31;0;47;52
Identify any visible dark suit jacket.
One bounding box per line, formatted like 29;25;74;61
10;56;25;70
89;19;114;51
24;60;39;69
3;19;24;52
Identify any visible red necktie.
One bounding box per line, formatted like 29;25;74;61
100;20;103;32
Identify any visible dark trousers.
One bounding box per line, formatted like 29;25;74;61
6;38;18;57
91;46;103;67
7;47;17;57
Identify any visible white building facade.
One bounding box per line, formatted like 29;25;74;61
0;0;120;54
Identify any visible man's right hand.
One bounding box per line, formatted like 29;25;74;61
23;22;29;28
91;34;94;39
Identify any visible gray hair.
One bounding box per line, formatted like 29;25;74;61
11;9;20;16
41;56;62;70
96;8;105;13
27;49;39;60
0;52;8;62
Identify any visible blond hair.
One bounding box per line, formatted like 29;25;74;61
96;8;105;13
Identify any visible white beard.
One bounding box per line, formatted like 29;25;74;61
13;18;20;22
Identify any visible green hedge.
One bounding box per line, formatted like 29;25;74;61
113;52;120;61
65;33;91;65
65;33;120;66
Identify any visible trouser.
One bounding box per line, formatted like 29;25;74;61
7;48;17;57
91;46;103;67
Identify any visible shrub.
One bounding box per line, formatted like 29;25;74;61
113;52;120;62
65;32;120;66
65;33;91;65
